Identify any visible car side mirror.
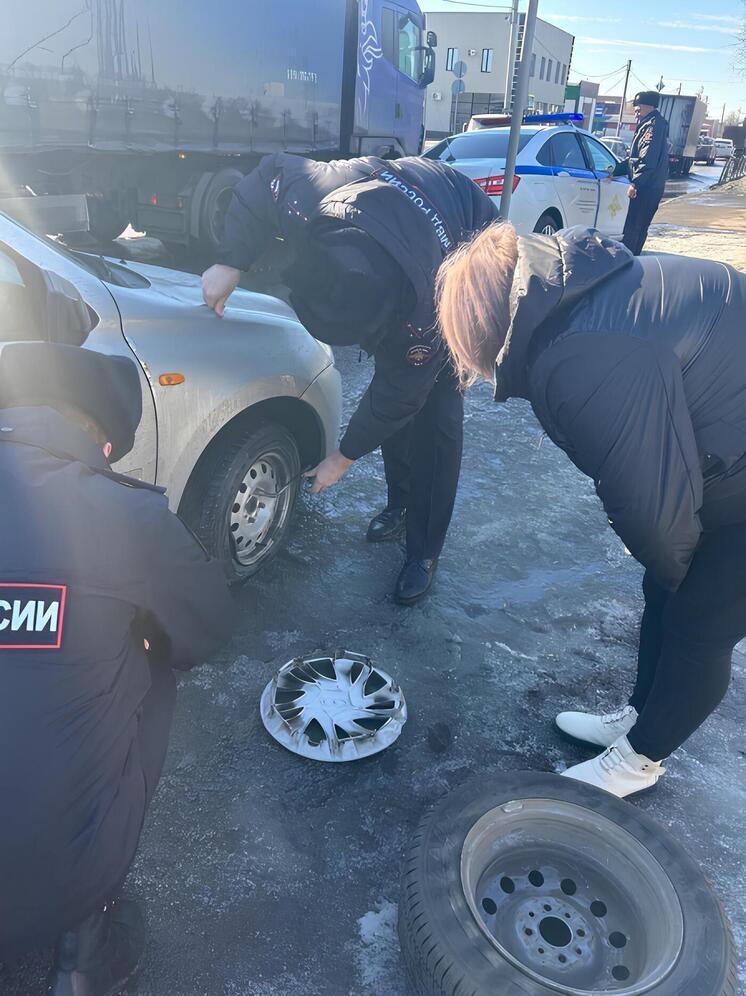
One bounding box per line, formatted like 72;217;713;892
427;30;438;47
40;268;94;345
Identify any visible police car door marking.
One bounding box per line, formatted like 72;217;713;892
0;584;67;649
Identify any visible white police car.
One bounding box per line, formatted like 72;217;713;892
424;115;630;238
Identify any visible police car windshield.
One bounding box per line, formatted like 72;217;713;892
424;130;534;162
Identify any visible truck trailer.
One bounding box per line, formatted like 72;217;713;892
657;93;707;176
0;0;435;250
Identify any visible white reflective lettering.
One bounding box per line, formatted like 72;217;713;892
11;600;35;631
35;601;59;633
0;600;9;630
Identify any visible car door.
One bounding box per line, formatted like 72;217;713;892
579;133;630;238
542;131;599;228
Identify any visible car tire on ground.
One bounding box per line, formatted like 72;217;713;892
399;772;737;996
182;420;301;583
533;213;560;236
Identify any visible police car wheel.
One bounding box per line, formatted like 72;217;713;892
399;772;737;996
533;213;559;236
182;421;301;582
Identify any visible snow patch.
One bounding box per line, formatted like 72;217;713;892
355;899;400;993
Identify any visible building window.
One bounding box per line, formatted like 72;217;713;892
481;48;493;73
539;56;546;80
547;59;553;82
530;53;536;77
555;61;560;83
562;63;567;84
446;47;458;72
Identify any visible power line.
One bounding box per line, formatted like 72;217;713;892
431;0;513;9
569;63;628;80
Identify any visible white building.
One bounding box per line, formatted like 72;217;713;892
425;11;575;137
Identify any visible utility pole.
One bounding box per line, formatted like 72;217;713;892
504;0;520;113
500;0;538;218
677;83;682;95
616;60;631;137
720;102;726;137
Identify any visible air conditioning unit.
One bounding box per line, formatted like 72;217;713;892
468;48;478;56
432;91;443;101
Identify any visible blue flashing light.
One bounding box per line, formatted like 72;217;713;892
524;112;584;123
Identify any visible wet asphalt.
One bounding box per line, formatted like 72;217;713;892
3;339;744;996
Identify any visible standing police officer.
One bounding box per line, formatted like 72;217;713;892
609;91;669;255
0;343;234;995
202;154;498;604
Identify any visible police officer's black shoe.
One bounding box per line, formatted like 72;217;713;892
366;507;406;543
48;899;144;996
394;558;438;605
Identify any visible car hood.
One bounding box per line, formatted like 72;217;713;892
105;256;302;323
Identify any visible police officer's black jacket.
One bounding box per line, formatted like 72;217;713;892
0;407;234;950
217;153;498;459
612;110;669;192
494;227;746;591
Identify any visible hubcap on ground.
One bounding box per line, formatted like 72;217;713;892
460;799;684;994
229;451;293;567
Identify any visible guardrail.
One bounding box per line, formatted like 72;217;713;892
717;151;746;185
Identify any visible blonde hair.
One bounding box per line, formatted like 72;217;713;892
437;221;519;388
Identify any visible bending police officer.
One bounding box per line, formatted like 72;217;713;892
202;154;498;604
608;90;669;255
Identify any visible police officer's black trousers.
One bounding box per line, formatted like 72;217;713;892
627;524;746;761
621;186;663;256
380;364;464;561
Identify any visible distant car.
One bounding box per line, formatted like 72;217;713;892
695;136;716;165
600;136;629;159
424;124;630;237
713;138;734;161
0;212;342;581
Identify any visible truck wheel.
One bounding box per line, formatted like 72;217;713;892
197;167;244;255
533;213;559;236
399;772;737;996
182;421;301;583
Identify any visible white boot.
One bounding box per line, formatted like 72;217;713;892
555;704;638;748
561;735;666;799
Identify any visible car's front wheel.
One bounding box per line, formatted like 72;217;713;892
534;212;560;236
182;421;301;582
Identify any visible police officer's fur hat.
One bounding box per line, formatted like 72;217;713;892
0;342;142;461
633;90;660;108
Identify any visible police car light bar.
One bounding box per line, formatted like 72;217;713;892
524;112;584;124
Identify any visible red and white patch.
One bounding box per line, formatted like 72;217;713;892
0;583;67;649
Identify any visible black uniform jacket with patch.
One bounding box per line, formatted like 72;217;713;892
217;153;498;459
613;109;669;192
495;227;746;591
0;407;235;951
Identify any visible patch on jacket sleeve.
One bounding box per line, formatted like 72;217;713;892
0;584;67;649
270;173;283;202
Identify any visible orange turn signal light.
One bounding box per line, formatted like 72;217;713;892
159;373;185;386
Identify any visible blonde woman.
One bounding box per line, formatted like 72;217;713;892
437;223;746;798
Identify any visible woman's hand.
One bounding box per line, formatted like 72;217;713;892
202;264;241;316
303;450;354;494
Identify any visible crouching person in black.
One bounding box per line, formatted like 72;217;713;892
436;223;746;799
0;343;235;994
202;154;498;604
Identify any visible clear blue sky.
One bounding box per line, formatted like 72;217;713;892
421;0;746;121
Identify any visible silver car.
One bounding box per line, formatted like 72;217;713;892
0;212;342;580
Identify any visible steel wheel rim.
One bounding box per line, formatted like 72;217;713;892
460;799;684;994
229;449;294;567
541;222;557;235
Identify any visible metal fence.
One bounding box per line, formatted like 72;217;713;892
717;151;746;185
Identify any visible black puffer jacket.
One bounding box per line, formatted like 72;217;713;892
218;153;498;458
496;227;746;590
